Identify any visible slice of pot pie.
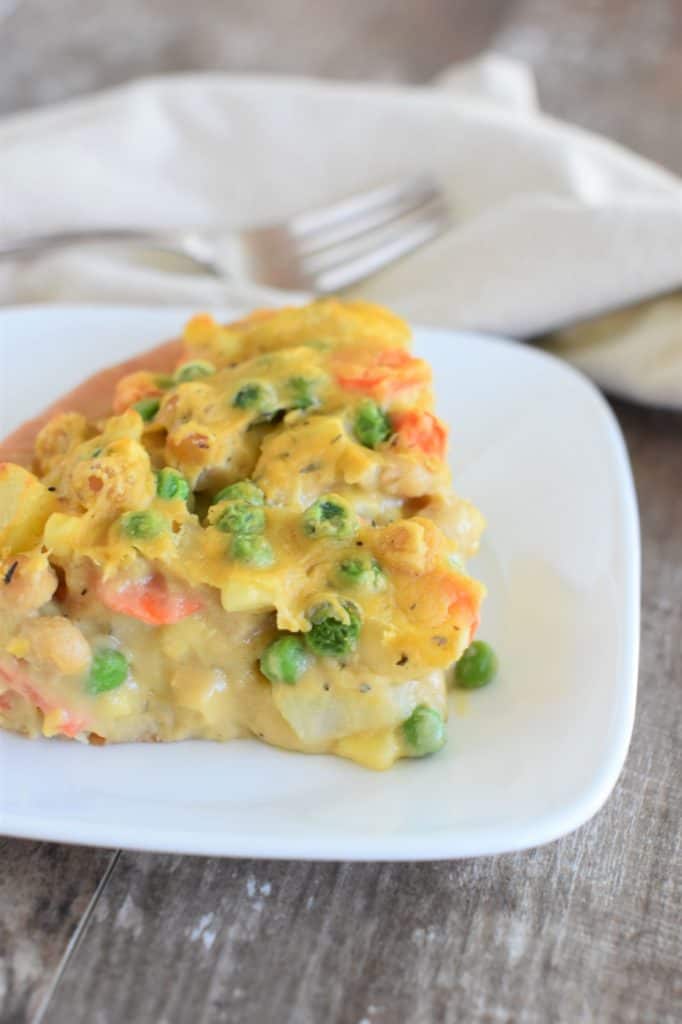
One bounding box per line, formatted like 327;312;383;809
0;300;485;769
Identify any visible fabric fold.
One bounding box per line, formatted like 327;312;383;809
2;54;681;408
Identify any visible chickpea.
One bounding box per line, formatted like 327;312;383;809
35;412;91;476
374;517;446;574
0;553;57;613
69;438;155;512
417;495;485;559
379;455;444;498
20;616;91;676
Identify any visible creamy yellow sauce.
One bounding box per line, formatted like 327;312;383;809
0;300;485;769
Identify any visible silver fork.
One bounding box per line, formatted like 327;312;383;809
0;175;450;293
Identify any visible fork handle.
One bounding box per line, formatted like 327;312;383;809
0;228;169;258
0;228;223;276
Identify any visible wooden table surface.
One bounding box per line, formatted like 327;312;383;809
1;2;681;1022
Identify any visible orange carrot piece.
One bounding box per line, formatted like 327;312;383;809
97;574;203;626
0;660;87;736
392;410;448;460
112;371;164;414
441;574;482;642
333;348;430;400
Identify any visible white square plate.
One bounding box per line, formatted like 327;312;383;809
0;307;639;859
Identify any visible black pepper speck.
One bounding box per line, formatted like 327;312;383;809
3;560;18;585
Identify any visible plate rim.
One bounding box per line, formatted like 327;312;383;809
0;304;640;859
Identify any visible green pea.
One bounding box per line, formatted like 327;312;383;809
260;635;311;685
87;649;129;695
233;381;278;416
174;360;215;383
215;501;265;535
336;556;385;592
305;601;361;658
287;376;316;411
120;509;167;540
156;467;190;502
302;494;358;540
133;398;160;422
211;480;264;506
402;705;446;757
454;641;498;689
354;399;391;449
231;534;274;567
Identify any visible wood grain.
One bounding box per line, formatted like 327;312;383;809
44;796;682;1024
1;2;682;1023
500;0;682;175
0;841;116;1022
0;0;508;115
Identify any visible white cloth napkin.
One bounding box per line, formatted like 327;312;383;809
2;54;682;409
